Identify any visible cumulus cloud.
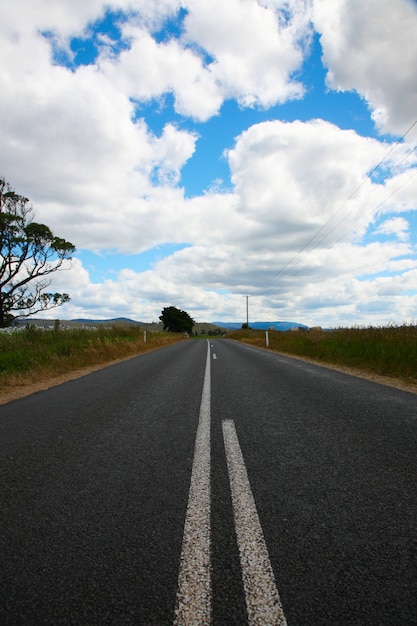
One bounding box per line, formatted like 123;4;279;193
0;0;106;36
98;0;312;120
0;7;199;251
313;0;417;136
98;27;222;121
182;0;311;109
227;119;389;243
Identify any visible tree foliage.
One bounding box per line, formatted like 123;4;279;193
159;306;195;333
0;178;76;327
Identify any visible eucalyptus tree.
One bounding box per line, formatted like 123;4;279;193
0;178;75;327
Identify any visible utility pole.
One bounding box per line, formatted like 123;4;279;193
243;295;251;327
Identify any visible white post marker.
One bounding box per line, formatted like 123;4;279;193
265;331;269;348
222;420;287;626
174;341;212;625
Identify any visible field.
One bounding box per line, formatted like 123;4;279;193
227;325;417;388
0;323;185;397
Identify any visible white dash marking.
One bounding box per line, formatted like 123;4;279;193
174;341;211;625
222;420;287;626
213;354;217;360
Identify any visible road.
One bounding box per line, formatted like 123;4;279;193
0;338;416;625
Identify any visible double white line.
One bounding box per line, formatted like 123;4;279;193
174;342;287;625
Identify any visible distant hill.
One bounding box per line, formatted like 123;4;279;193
212;321;309;331
12;317;157;329
70;318;166;331
18;318;229;332
71;317;142;325
70;319;231;332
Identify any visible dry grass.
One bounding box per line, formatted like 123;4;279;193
227;324;417;388
0;325;185;397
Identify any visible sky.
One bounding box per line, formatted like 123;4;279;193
1;0;417;327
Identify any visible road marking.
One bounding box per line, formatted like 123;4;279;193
213;353;217;359
174;341;211;625
222;420;287;626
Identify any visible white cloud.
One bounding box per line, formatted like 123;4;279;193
100;27;223;121
98;0;312;120
0;10;199;251
0;0;181;39
52;240;417;327
151;123;198;184
374;217;410;241
313;0;417;137
0;0;106;37
226;119;389;243
183;0;311;108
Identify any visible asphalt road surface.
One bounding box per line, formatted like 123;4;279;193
0;338;416;625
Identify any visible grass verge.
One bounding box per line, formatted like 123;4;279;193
227;325;417;388
0;324;185;398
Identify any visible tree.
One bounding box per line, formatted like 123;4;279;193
0;178;76;327
159;306;195;333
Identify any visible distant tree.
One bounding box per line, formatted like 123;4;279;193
159;306;195;333
241;322;249;329
0;178;76;327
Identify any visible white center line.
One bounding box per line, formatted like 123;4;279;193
222;420;287;626
213;353;217;359
174;341;211;625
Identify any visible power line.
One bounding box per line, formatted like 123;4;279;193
332;166;417;248
268;165;417;288
290;144;417;263
258;119;417;293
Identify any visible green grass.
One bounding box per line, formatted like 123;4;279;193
0;324;185;392
227;324;417;383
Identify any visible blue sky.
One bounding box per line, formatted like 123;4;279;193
1;0;417;326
